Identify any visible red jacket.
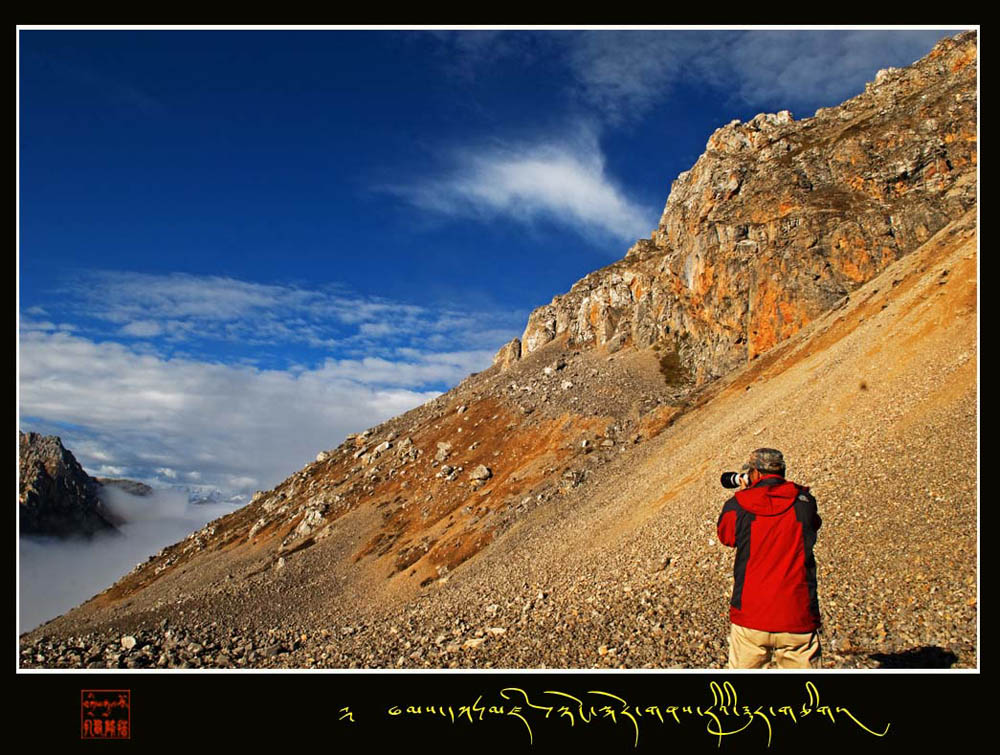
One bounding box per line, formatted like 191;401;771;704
717;475;822;633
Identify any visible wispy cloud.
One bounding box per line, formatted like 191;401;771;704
77;272;306;324
428;30;547;81
437;29;960;123
574;29;961;119
395;30;956;244
565;31;715;124
119;320;164;337
388;126;656;244
46;271;525;358
718;30;961;112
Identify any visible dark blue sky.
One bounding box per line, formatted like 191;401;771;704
18;27;964;493
21;32;629;321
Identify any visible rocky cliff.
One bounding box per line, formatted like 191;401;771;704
19;432;118;537
503;31;977;383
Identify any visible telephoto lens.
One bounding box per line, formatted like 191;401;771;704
720;471;748;489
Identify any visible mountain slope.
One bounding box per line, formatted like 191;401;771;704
19;209;977;670
19;33;977;670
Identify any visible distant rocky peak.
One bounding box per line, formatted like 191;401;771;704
96;478;154;497
19;431;117;537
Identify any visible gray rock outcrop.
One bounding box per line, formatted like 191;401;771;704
19;432;118;537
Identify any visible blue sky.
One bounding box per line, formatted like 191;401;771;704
18;27;965;496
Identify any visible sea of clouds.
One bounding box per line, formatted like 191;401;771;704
18;485;241;634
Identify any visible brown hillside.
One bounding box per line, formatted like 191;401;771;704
20;208;977;669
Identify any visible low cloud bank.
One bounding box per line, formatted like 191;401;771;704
19;329;452;494
19;487;240;634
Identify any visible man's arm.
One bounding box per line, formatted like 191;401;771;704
717;498;740;547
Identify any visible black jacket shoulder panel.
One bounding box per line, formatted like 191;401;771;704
718;496;741;524
721;496;741;513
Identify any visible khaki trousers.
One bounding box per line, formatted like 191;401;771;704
728;623;822;669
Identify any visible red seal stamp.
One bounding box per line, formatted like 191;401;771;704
81;690;130;739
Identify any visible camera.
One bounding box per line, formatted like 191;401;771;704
720;471;749;489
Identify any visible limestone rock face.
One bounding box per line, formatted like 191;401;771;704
19;432;117;537
499;31;977;383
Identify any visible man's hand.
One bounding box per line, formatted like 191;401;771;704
740;469;760;489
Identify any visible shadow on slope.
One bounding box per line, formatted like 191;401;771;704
869;647;959;668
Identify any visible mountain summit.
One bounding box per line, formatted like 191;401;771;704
19;432;118;537
500;30;976;382
19;32;977;669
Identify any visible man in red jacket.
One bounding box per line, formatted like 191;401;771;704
717;448;822;669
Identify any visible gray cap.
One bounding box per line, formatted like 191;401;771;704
741;448;786;474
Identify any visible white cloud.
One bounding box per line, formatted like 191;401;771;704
19;318;80;334
391;127;655;244
20;319;58;332
315;349;497;388
563;29;958;120
359;322;397;338
120;320;164;337
18;330;491;494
